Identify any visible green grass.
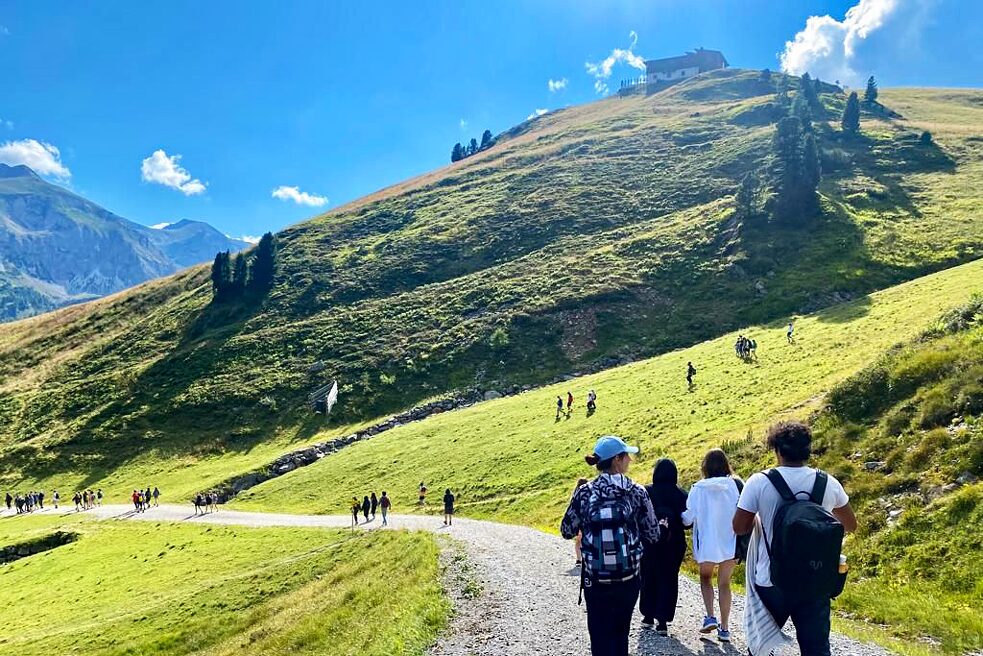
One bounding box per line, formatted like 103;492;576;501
0;515;448;656
2;73;983;500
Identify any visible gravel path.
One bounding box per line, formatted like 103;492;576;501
34;504;892;655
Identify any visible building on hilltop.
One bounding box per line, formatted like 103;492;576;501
619;48;728;97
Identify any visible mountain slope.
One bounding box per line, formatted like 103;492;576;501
0;70;981;493
0;165;247;320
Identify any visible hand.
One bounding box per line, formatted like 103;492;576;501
658;518;669;527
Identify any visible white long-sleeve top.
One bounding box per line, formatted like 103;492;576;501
682;475;740;564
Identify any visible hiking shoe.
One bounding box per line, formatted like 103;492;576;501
641;616;654;627
718;628;731;642
700;616;719;633
656;621;669;636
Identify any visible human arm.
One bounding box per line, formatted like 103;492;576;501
832;502;857;533
733;472;762;534
680;486;696;527
559;491;583;540
732;508;755;535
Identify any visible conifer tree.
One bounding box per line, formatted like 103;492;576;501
248;233;276;294
480;129;494;150
864;76;878;106
776;76;791;109
231;252;248;295
210;251;231;301
468;138;479;156
841;91;861;134
801;72;822;113
735;173;760;220
792;93;813;132
451;142;464;162
802;132;822;198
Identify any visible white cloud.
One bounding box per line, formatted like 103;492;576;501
780;0;900;86
548;77;568;92
459;118;468;130
271;185;328;207
526;108;549;120
0;139;71;179
149;222;172;230
234;234;260;244
140;149;206;195
585;31;646;95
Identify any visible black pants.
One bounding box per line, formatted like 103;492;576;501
583;576;640;656
755;585;832;656
639;547;684;623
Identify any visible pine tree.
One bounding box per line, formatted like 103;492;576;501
759;68;772;83
210;251;231;301
802;132;822;200
480;129;494;150
801;72;822;113
248;233;276;294
864;76;878;106
735;173;760;220
792;93;813;132
776;76;791;109
451;142;464;162
772;116;804;218
841;91;861;134
231;252;248;295
468;138;479;156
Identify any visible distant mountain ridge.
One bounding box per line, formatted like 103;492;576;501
0;163;248;320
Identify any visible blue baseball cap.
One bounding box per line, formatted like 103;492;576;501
592;435;639;460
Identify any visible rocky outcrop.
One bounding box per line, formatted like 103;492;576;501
0;531;77;564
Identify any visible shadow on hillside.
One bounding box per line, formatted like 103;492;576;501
815;295;873;324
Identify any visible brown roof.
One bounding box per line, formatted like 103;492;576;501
646;49;727;74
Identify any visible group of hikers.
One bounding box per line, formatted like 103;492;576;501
735;334;757;360
349;484;457;528
130;487;161;512
5;490;53;513
191;491;217;514
562;421;854;656
556;389;598;418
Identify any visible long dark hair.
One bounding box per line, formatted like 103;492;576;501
701;448;732;478
585;453;616;471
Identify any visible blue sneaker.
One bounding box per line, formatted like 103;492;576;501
700;616;719;633
718;628;731;642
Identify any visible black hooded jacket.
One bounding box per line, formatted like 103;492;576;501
644;459;689;557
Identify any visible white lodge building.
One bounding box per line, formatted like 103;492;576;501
645;48;728;83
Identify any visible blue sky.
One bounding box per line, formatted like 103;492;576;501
1;1;979;239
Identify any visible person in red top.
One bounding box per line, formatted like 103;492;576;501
567;391;574;412
131;490;141;512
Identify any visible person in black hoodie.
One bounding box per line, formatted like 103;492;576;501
640;458;689;636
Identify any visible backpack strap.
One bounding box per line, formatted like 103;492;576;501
809;470;829;505
764;469;796;502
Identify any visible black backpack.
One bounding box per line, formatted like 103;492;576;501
763;469;844;600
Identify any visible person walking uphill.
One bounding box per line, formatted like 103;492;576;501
443;489;455;526
640;459;689;636
682;449;742;642
370;492;378;519
733;421;857;656
561;435;664;656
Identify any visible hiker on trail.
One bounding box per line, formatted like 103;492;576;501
686;362;697;390
586;390;597;412
749;337;757;360
97;489;103;506
132;490;142;512
351;497;360;526
681;448;743;642
73;491;82;512
640;459;689;636
443;489;455;526
361;495;371;522
4;492;11;510
193;493;204;515
786;322;794;344
567;391;574;412
380;491;392;526
205;493;215;513
560;435;665;656
152;487;160;506
38;490;45;509
735;336;744;359
370;492;378;519
53;490;60;509
418;482;427;506
145;488;152;510
572;478;589;566
556;396;564;418
733;421;856;656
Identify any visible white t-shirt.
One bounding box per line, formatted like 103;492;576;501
737;466;849;587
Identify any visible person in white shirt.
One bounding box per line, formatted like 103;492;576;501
681;448;742;642
733;421;857;656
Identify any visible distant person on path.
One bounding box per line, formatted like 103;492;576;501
560;435;665;656
749;337;758;360
556;396;564;419
687;362;697;390
53;490;60;509
572;478;589;566
786;322;794;344
567;391;574;412
362;495;371;522
132;490;142;512
681;449;742;642
586;390;597;412
38;490;45;509
5;492;11;510
152;487;160;506
193;493;204;515
443;489;456;526
73;491;82;512
145;488;152;510
351;497;360;527
370;492;378;519
380;491;392;526
418;482;428;506
733;421;856;656
640;459;689;636
97;489;103;506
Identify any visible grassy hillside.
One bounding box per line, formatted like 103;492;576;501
1;71;982;502
0;515;447;656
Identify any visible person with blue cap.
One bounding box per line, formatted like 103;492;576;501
561;435;665;656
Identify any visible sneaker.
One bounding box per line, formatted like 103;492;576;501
718;628;731;642
656;621;669;636
700;616;719;634
641;616;655;627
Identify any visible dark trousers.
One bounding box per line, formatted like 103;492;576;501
755;585;832;656
639;548;684;623
583;576;640;656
